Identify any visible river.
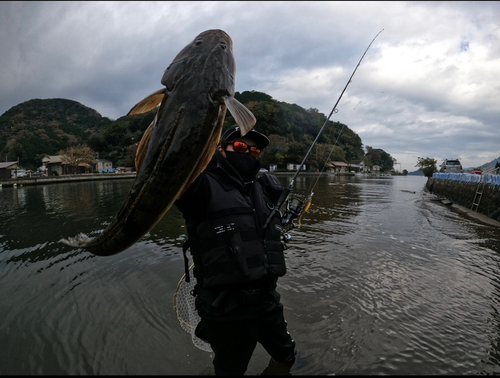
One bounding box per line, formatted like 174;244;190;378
1;174;500;374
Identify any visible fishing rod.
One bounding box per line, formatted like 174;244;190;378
297;121;347;226
262;28;384;232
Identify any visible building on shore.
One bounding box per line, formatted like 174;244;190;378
0;161;21;179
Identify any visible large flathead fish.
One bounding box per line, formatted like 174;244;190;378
61;29;256;256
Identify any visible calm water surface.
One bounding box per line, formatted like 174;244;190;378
1;174;500;374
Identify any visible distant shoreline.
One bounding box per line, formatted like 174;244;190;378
0;173;136;188
0;170;409;188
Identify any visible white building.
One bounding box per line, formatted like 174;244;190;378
287;163;306;171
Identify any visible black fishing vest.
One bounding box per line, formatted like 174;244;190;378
183;171;287;288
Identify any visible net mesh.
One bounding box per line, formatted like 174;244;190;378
173;266;213;353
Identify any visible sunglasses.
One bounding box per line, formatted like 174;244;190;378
228;141;261;158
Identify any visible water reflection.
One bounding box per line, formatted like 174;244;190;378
1;175;500;374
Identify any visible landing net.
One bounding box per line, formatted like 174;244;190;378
173;264;213;352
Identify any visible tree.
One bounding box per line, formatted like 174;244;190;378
261;134;288;167
364;146;394;172
416;157;437;178
61;145;96;174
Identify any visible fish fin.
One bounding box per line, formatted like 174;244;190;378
135;116;156;171
127;88;166;116
224;96;256;136
60;233;92;248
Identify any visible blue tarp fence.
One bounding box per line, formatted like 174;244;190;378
432;172;500;186
99;168;116;173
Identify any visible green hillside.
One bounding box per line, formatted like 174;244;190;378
0;91;394;172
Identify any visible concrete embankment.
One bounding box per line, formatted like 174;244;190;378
426;174;500;222
0;173;136;187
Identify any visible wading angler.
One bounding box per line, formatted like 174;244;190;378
175;125;297;375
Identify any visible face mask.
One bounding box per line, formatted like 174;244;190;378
225;150;261;181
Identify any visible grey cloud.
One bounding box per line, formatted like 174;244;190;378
0;1;498;171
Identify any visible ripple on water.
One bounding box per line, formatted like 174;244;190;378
2;177;500;374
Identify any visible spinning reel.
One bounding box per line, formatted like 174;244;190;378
281;195;304;241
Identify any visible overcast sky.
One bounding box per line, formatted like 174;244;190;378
1;1;498;172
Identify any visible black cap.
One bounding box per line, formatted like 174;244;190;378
220;125;269;149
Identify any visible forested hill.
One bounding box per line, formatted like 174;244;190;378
0;91;394;171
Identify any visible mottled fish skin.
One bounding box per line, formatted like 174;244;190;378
60;29;256;255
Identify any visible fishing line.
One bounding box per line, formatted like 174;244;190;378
298;122;347;225
265;28;384;229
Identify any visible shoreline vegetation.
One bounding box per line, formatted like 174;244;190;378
0;94;393;174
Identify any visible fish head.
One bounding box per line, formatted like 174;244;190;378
161;29;235;101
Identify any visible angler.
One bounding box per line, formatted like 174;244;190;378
175;125;297;375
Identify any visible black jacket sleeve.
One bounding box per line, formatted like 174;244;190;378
174;173;210;218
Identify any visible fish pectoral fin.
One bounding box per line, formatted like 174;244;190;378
224;96;256;136
135;116;156;171
127;88;167;116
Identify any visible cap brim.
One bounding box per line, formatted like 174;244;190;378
222;127;269;149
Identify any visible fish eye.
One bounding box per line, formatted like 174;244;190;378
195;38;203;46
220;42;227;50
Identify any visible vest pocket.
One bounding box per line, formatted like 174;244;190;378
193;241;268;288
264;240;287;276
227;232;250;277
